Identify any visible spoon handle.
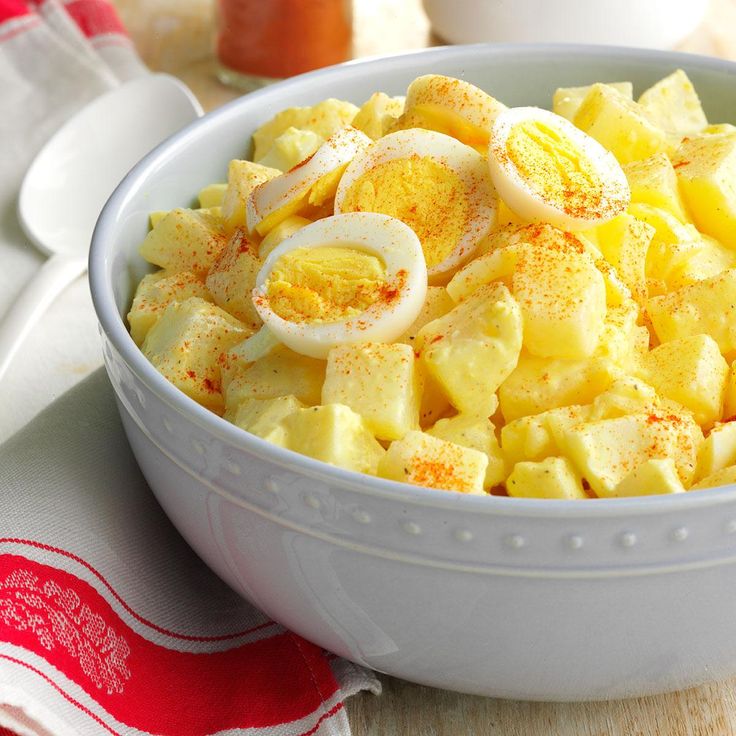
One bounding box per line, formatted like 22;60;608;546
0;254;88;383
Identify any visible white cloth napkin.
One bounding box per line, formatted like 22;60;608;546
0;0;145;443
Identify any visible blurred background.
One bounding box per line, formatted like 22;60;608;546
111;0;735;112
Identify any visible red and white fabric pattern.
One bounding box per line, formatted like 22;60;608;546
0;371;379;735
0;2;380;733
0;0;146;82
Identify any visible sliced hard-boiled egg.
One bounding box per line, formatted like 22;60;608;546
334;128;497;283
252;212;428;359
246;126;372;237
487;106;630;231
396;74;507;152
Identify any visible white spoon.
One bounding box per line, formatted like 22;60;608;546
2;73;203;382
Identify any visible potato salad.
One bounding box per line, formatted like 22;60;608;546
128;70;736;499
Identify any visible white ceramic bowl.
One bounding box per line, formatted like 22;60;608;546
422;0;709;48
90;44;736;701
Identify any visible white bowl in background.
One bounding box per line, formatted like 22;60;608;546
90;44;736;701
423;0;709;48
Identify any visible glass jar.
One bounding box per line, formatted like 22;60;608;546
216;0;353;91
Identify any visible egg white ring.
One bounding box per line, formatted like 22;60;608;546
487;106;630;231
252;212;428;359
334;128;497;281
246;126;373;234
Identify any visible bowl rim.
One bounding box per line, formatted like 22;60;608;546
90;41;736;519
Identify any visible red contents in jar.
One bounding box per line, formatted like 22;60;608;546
217;0;352;80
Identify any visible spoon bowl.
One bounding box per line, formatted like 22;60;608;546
0;73;202;382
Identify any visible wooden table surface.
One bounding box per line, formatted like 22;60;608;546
112;0;736;732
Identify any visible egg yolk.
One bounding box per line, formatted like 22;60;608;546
505;120;605;218
263;245;388;323
255;164;348;237
339;156;470;269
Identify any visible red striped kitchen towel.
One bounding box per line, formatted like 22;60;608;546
0;371;379;735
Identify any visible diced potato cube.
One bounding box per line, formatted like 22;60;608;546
502;413;555;467
633;324;652;356
418;365;452;428
638;69;707;137
647;275;674;299
553;81;633;121
258;215;312;259
446;244;519;302
507;456;587;500
468;223;628;310
322;342;421;441
512;241;606;359
647;269;736;354
724;362;736;420
595;214;653;305
694;421;736;483
637;334;728;427
499;354;619;422
149;210;168;228
573;83;672;164
589;376;659;420
256;127;323;172
592;301;642;369
279;403;384;474
417;282;523;417
397;286;455;345
225;325;281;368
205;228;263;329
647;272;668;297
252;99;359;161
127;270;211;345
378;430;487;494
501;404;591;467
225;395;304;446
672;132;736;249
613;458;684;496
149;206;222;229
628;203;703;282
476;222;530;257
139;208;227;275
593;253;633;307
623;153;688;222
668;235;736;290
142;297;251;413
559;410;702;496
224;343;325;413
691;465;736;490
351;92;405;140
221;159;281;232
428;413;506;488
198;182;227;209
450;225;603;307
502;413;554;467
